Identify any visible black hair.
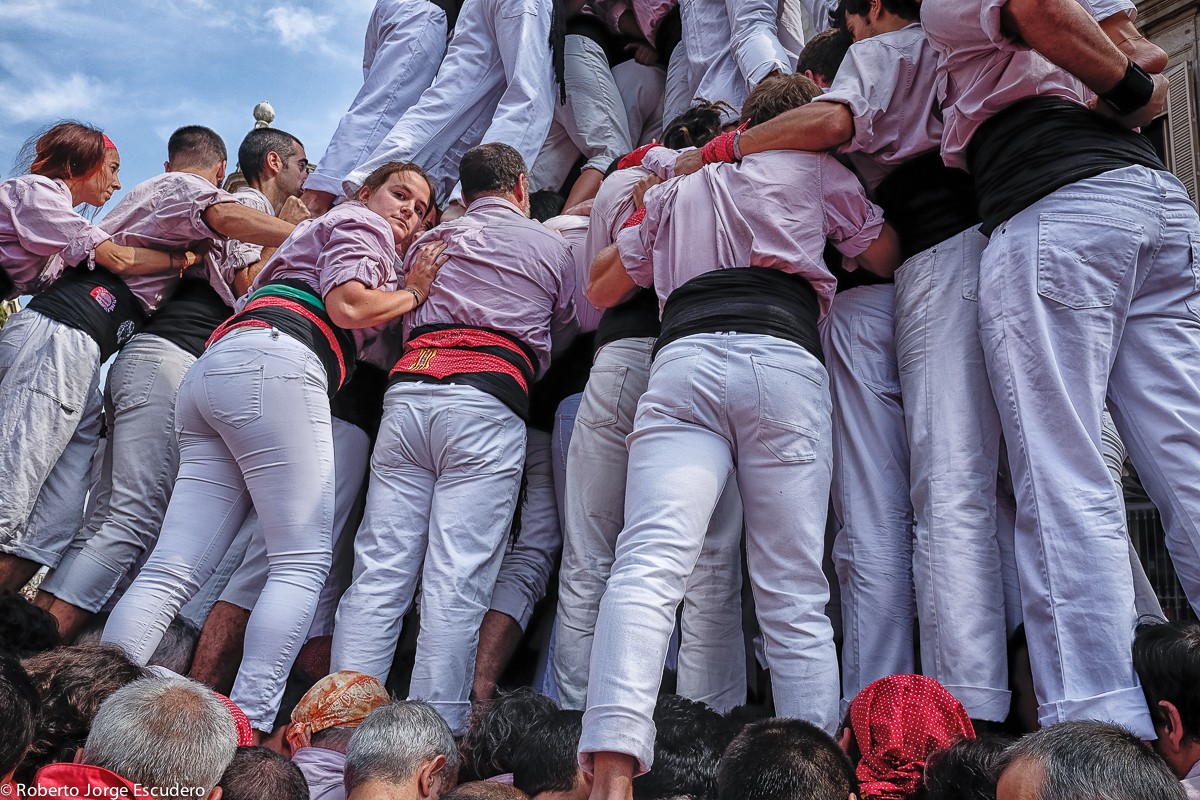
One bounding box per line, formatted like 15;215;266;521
831;0;921;30
512;710;583;796
716;718;857;800
218;746;309;800
167;125;228;170
460;687;560;782
1134;620;1200;741
924;735;1013;800
0;591;61;658
634;695;733;800
530;190;566;222
796;28;854;85
662;100;734;150
237;128;303;185
460;143;527;204
0;652;38;779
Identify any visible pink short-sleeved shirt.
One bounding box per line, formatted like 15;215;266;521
814;24;944;191
0;175;112;298
616;150;885;320
251;201;402;353
920;0;1085;169
99;172;238;312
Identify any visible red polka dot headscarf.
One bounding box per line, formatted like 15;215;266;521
848;674;976;800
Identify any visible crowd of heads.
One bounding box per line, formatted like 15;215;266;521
5;615;1197;800
2;0;1197;798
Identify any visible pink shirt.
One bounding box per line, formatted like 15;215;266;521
0;175;112;298
202;186;274;307
616;150;885;320
584;166;646;267
920;0;1085;169
99;172;237;312
401;196;577;378
632;0;677;43
544;213;601;333
814;24;944;191
251;201;402;353
589;0;629;33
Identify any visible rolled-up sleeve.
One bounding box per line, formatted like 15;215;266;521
814;39;894;156
317;216;395;296
614;184;664;288
727;0;792;86
821;158;886;258
147;174;239;242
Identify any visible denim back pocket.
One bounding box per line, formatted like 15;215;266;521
203;365;264;429
1036;213;1142;309
751;355;826;464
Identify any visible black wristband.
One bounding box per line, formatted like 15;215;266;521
1100;60;1155;116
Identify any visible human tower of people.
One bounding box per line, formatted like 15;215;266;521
2;0;1200;797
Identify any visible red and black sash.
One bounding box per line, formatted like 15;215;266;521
389;323;537;420
206;279;356;397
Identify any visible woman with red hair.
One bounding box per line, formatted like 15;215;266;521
1;121;198;300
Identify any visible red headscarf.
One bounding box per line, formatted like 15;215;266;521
34;763;153;797
101;134;117;150
848;675;975;800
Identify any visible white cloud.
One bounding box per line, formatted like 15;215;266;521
0;72;114;123
265;4;334;49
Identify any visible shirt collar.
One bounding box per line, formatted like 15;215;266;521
465;195;525;217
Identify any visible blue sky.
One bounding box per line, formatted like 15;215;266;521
0;0;379;201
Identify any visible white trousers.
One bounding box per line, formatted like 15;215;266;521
305;0;449;197
344;0;556;204
978;165;1200;738
579;333;838;773
530;35;632;193
823;284;916;709
612;61;665;148
331;383;526;735
103;328;336;731
552;337;746;713
0;310;101;567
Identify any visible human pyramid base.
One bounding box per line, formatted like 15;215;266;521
2;0;1200;799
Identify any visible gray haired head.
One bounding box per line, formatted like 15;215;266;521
80;676;236;795
996;720;1186;800
345;700;461;794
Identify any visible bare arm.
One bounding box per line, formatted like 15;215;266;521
675;102;854;176
854;222;902;280
1001;0;1167;127
233;247;275;297
325;280;417;329
324;240;449;328
202;203;295;248
587;243;640;308
94;241;199;276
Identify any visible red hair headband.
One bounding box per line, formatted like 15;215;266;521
102;134;117;150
